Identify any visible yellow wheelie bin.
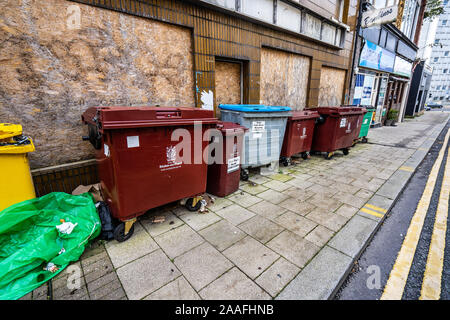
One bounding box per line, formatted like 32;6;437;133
0;124;36;211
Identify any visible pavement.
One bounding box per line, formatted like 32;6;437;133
336;116;450;300
21;111;450;300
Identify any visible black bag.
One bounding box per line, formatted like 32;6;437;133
96;201;114;240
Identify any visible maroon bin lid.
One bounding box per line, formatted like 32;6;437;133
288;110;320;121
216;121;248;136
311;106;367;116
82;106;218;131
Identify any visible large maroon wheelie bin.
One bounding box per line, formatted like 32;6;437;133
280;110;320;166
206;121;247;197
310;106;366;159
82;106;217;241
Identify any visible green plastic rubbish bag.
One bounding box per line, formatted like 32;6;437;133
0;192;101;300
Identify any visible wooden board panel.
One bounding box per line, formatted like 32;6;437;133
215;61;241;107
260;48;310;110
0;0;194;168
318;66;346;106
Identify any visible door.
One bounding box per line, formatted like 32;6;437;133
215;59;242;114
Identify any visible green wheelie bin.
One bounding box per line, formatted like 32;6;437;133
358;105;375;143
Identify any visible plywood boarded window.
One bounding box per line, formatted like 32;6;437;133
260;48;310;110
215;61;242;107
0;0;195;168
318;67;346;106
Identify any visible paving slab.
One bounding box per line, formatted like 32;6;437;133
215;204;255;225
376;169;412;199
199;268;271;300
207;197;234;212
256;189;289;204
305;207;348;232
248;200;286;221
238;215;284;243
335;203;359;219
116;249;180;300
273;211;317;237
328;214;378;258
255;258;300;297
174;242;233;291
144;276;200;300
279;197;316;216
199;219;246;251
178;211;222;231
240;183;268;195
266;230;320;268
140;210;185;237
263;179;291;192
277;246;352;300
305;225;335;247
154;225;205;259
106;222;159;268
228;191;263;208
223;236;279;279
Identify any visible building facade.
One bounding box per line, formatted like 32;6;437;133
427;0;450;104
404;11;439;117
0;0;358;191
349;0;424;125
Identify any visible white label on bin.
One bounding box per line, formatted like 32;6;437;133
364;119;369;124
104;144;110;157
340;118;347;128
301;127;307;139
127;136;140;148
227;156;240;173
252;121;265;133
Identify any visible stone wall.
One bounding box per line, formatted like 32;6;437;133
260;48;310;110
0;0;195;168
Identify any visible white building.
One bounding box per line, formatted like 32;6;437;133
427;0;450;104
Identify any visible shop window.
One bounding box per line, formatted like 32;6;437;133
379;29;387;47
386;32;397;52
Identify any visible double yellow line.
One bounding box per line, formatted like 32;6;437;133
360;204;387;219
381;128;450;300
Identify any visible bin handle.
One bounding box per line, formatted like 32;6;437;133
156;111;182;119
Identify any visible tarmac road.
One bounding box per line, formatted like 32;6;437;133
335;118;450;300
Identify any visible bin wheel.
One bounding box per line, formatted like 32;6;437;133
113;222;135;242
301;152;309;160
362;137;368;143
343;148;349;155
325;152;334;160
281;157;290;166
185;198;202;212
240;170;249;181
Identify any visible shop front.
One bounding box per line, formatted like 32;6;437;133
352;40;395;126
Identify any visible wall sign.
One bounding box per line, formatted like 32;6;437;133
359;40;395;73
361;5;398;28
